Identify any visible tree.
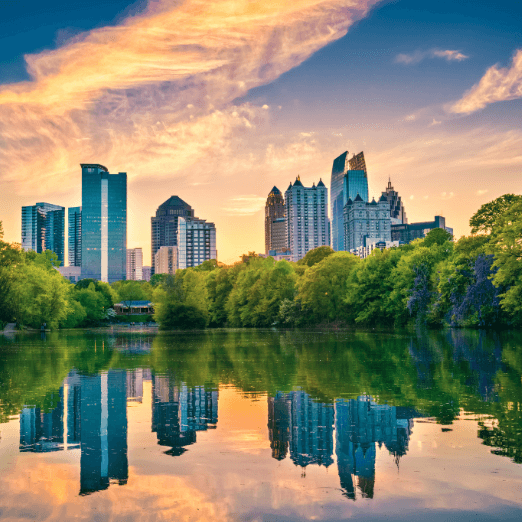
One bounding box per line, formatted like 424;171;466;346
470;194;522;235
73;283;108;325
0;220;3;240
422;228;453;247
155;302;207;330
297;246;334;267
113;280;148;312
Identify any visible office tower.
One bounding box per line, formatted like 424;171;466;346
21;202;65;265
154;245;178;274
177;217;217;269
381;179;407;225
391;216;452;244
151;196;194;274
335;396;415;500
330;152;350;252
265;187;285;254
126;247;143;280
285;176;329;262
142;266;151;282
270;218;287;253
348;151;367;174
81;164;127;283
68;206;82;267
344;194;391;252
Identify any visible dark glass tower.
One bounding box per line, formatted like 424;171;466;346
21;202;65;265
151;196;194;274
68;206;82;267
81;164;127;283
265;186;285;254
330;152;349;252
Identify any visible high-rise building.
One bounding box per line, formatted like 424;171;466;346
154;245;178;274
348;151;367;174
21;202;65;265
381;179;407;225
177;217;217;269
81;164;127;283
285;176;329;262
265;187;285;254
142;266;151;282
271;217;287;252
151;196;194;274
126;248;143;280
68;206;82;267
344;194;391;252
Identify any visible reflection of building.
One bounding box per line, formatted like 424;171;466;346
21;202;65;265
335;396;414;500
152;374;218;456
285;177;330;262
81;164;127;283
126;248;143;280
268;391;334;468
127;369;144;403
265;187;286;254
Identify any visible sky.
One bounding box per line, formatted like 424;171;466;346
0;0;521;265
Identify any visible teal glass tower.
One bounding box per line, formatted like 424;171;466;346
21;202;65;265
81;164;127;283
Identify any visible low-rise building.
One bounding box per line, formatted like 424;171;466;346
114;300;154;315
391;216;452;244
56;265;82;283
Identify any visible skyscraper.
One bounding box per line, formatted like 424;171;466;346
381;179;407;225
154;245;178;274
285;176;329;262
68;206;82;267
330;152;350;252
265;186;285;254
126;248;143;280
81;164;127;283
177;217;217;269
151;196;194;274
21;202;65;264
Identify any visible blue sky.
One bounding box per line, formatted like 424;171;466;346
1;0;521;263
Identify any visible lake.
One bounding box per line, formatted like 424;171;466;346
1;328;521;521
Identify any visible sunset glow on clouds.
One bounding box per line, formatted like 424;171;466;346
0;0;521;263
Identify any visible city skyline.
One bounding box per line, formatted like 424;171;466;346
1;0;521;264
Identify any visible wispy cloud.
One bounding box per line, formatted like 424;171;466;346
476;189;488;196
223;195;267;215
451;48;522;114
0;0;380;194
395;48;469;65
441;191;455;200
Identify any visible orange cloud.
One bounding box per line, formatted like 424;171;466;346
451;48;522;114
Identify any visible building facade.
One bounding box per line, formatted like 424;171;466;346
126;248;143;280
344;194;391;252
68;206;82;267
154;246;178;274
151;196;194;274
21;202;65;265
177;217;217;269
265;187;285;254
81;164;127;283
391;216;452;244
271;217;287;252
142;266;151;282
285;176;329;262
381;179;407;225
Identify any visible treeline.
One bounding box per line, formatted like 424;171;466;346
153;194;522;329
1;193;522;330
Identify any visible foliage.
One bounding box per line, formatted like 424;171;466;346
297;246;334;267
469;194;522;235
112;280;151;305
155;301;207;330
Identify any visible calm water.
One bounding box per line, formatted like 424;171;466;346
1;329;522;521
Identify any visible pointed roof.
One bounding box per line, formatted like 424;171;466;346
379;193;388;202
287;182;293;190
317;178;325;187
354;193;364;202
370;198;378;206
293;175;303;187
346;198;353;205
159;196;192;209
269;186;281;195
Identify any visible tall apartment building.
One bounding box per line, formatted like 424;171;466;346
154;246;178;275
265;186;285;254
344;194;391;252
81;164;127;283
285;176;329;262
126;248;143;280
151;196;194;275
21;202;65;265
330;151;369;252
177;217;217;269
381;179;407;225
142;266;151;282
68;206;82;267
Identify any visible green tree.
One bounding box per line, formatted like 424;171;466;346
73;283;108;325
206;268;234;327
155;302;207;330
470;194;522;235
297;246;334;267
113;280;149;311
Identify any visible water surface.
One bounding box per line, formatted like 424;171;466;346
1;329;521;521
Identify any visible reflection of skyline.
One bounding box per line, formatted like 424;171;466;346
268;392;415;500
152;374;218;456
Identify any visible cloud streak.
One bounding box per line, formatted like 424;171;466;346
0;0;381;194
451;48;522;114
395;48;469;65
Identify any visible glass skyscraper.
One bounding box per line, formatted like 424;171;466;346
343;170;369;205
68;206;82;267
330;152;349;252
81;164;127;283
21;202;65;265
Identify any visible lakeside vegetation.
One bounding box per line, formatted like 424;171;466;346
1;194;522;330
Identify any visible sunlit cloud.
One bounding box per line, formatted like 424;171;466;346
476;189;488;196
430;118;442;126
451;49;522;114
222;195;267;215
0;0;381;195
441;191;455;200
395;48;469;65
